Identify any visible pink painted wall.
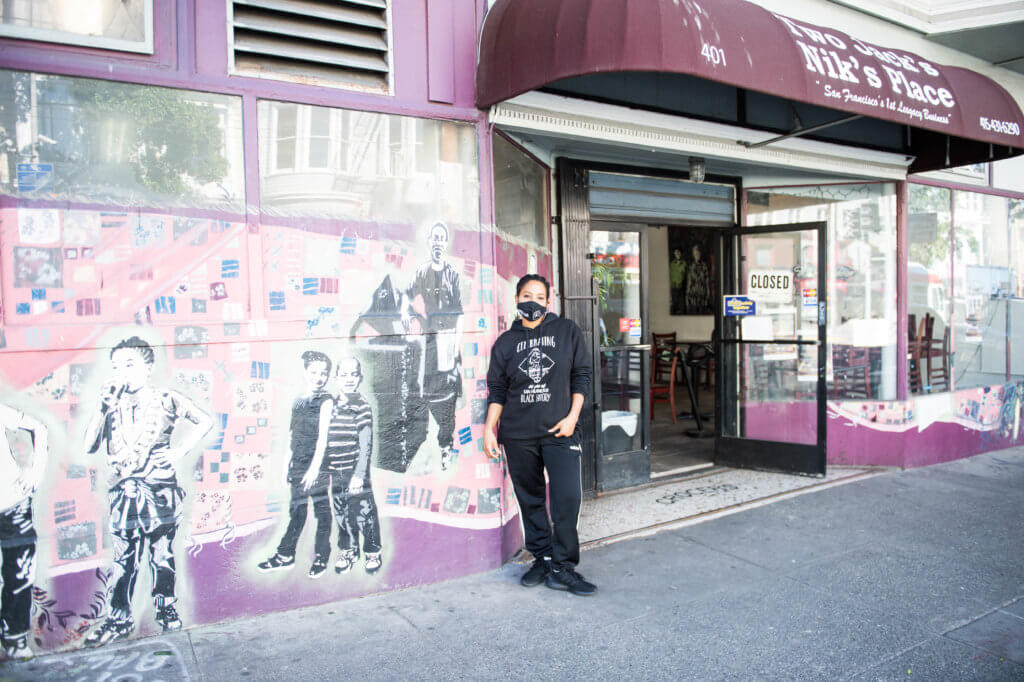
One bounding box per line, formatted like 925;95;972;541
0;202;542;654
827;382;1024;468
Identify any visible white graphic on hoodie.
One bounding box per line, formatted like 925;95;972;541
517;348;555;403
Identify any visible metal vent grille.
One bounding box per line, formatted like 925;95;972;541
231;0;390;91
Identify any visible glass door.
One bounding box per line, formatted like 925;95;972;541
716;222;826;475
590;225;651;488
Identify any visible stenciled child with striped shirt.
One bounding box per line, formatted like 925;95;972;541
324;357;382;575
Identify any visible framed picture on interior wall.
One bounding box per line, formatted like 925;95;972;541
668;227;715;315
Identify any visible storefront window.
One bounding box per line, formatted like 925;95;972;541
492;132;549;248
0;71;244;212
258;101;479;227
1011;200;1024;382
907;185;952;394
747;183;898;400
952;191;1011;389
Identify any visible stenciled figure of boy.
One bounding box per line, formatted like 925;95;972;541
258;350;335;578
324;357;382;575
0;402;48;660
83;336;213;647
403;221;464;471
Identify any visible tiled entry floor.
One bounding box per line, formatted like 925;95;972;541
579;465;884;546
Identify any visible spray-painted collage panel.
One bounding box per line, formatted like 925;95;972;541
0;69;552;659
0;204;538;656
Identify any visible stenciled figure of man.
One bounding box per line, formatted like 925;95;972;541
403;221;464;471
324;357;382;575
0;403;47;660
83;336;213;647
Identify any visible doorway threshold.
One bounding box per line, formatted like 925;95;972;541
579;465;886;548
650;461;715;479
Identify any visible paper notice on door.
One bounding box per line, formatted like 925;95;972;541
741;315;773;340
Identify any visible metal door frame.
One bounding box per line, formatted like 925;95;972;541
589;222;652;491
715;221;827;475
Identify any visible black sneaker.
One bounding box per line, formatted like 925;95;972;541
257;553;295;572
519;558;550;587
309;556;329;579
545;568;597;596
84;616;134;647
155;604;182;632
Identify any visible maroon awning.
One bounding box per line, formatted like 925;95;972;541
477;0;1024;162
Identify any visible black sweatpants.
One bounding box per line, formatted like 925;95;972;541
502;434;582;571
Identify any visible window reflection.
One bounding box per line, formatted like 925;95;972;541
1011;200;1024;381
907;185;952;394
746;184;898;400
258;101;479;226
0;71;244;212
492;133;549;248
0;0;151;52
953;191;1011;390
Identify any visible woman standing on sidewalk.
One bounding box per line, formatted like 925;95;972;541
483;274;596;596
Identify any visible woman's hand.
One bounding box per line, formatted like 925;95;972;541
483;428;501;460
548;415;578;438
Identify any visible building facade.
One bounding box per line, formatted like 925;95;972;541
0;0;1021;656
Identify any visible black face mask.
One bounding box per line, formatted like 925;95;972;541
517;300;547;322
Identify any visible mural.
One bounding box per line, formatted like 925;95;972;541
403;222;464;473
827;380;1024;466
0;402;48;660
257;350;336;578
255;352;382;579
0;205;527;657
81;336;214;646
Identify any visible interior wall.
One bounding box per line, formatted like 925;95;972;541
648;226;715;341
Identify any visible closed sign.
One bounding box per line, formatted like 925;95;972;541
747;269;792;301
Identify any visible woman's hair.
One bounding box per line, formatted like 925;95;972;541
301;350;332;374
515;274;550;298
110;336;155;365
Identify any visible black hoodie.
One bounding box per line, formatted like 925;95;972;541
486;313;592;442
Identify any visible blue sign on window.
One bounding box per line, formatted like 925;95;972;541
17;163;53;193
724;295;756;317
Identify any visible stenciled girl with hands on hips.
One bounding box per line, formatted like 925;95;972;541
483;274;596;596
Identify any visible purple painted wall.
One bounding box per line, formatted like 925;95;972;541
0;0;541;658
827;381;1024;468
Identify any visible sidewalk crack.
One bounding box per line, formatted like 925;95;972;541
187;630;203;682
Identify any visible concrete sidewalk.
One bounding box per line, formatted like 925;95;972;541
5;448;1023;681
